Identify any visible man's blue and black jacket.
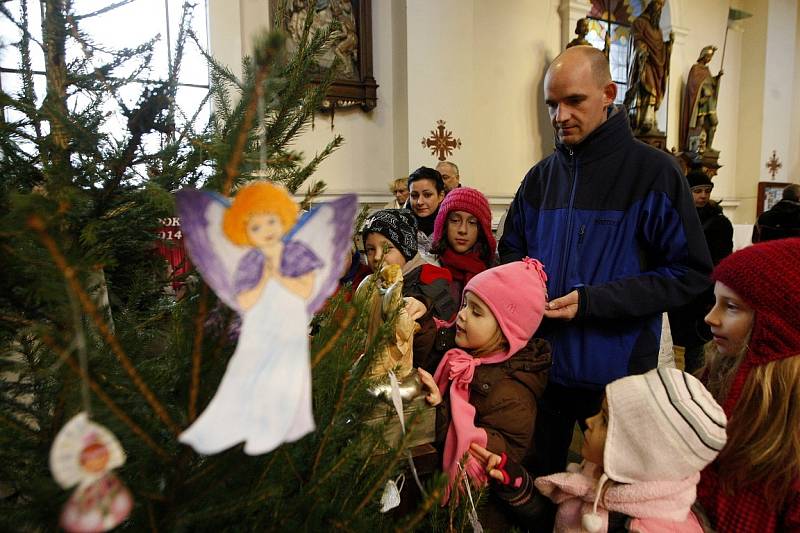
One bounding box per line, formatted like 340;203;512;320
499;106;713;390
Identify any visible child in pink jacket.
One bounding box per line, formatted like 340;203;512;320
472;367;727;532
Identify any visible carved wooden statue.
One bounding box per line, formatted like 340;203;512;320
680;45;723;155
624;0;674;134
355;264;418;380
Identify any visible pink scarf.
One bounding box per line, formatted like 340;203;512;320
535;462;703;533
433;347;514;501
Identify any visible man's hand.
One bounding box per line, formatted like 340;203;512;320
544;290;579;320
417;368;442;406
403;296;427;320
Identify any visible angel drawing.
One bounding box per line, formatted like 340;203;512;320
176;182;357;455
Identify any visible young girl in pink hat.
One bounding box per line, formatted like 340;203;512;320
430;187;497;298
418;258;551;530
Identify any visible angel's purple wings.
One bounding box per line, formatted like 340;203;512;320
176;188;358;315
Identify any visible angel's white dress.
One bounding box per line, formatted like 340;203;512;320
179;277;314;455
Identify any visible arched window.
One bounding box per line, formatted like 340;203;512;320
584;0;645;104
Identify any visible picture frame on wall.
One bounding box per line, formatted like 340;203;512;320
270;0;378;113
757;181;792;217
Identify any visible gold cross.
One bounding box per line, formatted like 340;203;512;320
421;120;462;161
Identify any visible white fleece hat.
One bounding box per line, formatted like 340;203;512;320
603;367;727;484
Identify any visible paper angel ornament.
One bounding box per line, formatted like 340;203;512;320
176;182;357;455
49;413;133;533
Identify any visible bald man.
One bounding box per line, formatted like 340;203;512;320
499;46;712;477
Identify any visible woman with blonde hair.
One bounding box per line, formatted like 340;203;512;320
384;177;409;209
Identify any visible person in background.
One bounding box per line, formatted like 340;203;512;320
436;160;461;193
384;177;409;209
752;183;800;242
407;166;446;254
430;187;496;299
668;169;732;373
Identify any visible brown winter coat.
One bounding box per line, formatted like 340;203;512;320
434;337;552;531
435;337;552;462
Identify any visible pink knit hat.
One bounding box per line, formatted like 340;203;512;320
463;257;548;356
431;187;496;259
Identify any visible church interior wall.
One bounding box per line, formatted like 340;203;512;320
207;0;797;228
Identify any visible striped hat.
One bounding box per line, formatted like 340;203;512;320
603;367;727;483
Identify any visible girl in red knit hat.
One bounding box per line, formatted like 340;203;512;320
417;259;552;531
696;237;800;532
430;187;497;298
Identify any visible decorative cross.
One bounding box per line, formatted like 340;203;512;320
421;119;462;161
766;150;782;179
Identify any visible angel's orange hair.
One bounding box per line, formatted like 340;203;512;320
222;182;299;245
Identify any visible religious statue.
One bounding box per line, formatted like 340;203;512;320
680;45;723;155
355;264;418;381
566;18;591;48
624;0;674;134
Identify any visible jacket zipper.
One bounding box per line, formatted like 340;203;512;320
578;224;586;245
558;148;579;295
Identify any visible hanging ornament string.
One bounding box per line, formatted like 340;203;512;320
457;462;484;533
67;284;92;416
388;370;427;497
258;89;267;177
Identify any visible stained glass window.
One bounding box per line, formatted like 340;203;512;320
585;0;645;105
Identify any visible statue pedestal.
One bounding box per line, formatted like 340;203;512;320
634;130;668;152
675;150;722;178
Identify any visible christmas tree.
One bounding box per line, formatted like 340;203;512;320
0;2;448;530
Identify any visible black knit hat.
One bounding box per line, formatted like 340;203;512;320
361;209;418;261
686;170;714;190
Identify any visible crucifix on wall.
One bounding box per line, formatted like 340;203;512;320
421;119;462;161
766;150;782;179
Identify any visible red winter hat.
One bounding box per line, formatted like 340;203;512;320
432;187;496;260
711;237;800;412
464;258;548;357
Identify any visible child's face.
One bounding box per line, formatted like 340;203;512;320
455;292;501;352
246;213;284;247
705;281;754;356
364;233;407;272
446;211;479;254
582;397;608;466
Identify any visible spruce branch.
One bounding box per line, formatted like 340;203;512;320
311;304;356;368
72;0;135;21
27;214;181;436
188;285;208;422
39;335;170;460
